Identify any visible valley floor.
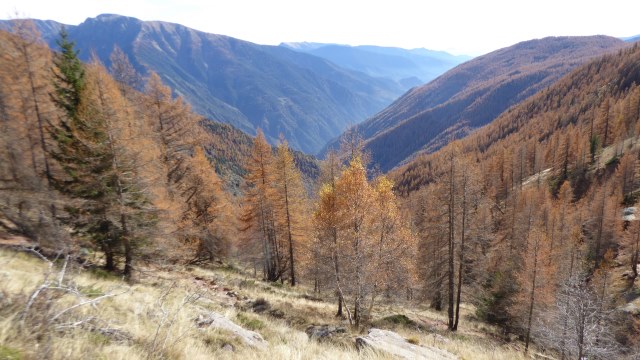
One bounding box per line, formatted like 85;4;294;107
0;248;535;359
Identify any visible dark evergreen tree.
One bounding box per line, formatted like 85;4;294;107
49;31;152;277
51;27;84;123
49;32;117;268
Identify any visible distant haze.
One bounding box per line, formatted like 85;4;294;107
1;0;639;55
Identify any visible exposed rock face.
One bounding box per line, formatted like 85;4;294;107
356;328;458;360
195;312;267;349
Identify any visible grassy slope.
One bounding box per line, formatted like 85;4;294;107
0;249;530;359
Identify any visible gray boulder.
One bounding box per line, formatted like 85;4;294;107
356;328;458;360
196;312;267;349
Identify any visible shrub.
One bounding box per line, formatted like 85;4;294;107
236;313;265;331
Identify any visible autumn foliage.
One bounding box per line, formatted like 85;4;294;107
396;43;640;356
3;20;640;359
0;23;235;276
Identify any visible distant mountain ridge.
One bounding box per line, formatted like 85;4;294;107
323;36;626;171
280;42;470;89
2;14;407;154
624;35;640;42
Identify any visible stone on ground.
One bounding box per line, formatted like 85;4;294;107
356;328;458;360
196;312;267;349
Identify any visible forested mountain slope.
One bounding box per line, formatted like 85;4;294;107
324;36;625;171
203;120;319;194
393;44;640;358
393;43;640;195
2;14;406;154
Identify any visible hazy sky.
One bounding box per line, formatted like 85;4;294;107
1;0;639;55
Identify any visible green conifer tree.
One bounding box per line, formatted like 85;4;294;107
49;31;152;276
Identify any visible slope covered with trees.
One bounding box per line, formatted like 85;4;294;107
0;20;323;266
324;36;625;171
1;14;407;154
1;22;417;341
391;43;640;357
0;23;238;271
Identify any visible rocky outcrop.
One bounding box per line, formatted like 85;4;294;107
356;328;457;360
195;312;267;349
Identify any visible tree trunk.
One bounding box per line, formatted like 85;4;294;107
603;100;610;148
332;220;343;316
577;311;585;360
283;181;296;286
632;227;639;279
447;153;455;330
13;31;53;187
354;297;360;329
368;286;378;325
524;238;539;353
431;231;443;311
594;188;606;269
268;217;280;281
354;219;362;329
260;209;269;280
121;214;133;278
104;247;115;271
26;131;39;179
453;180;467;331
0;98;20;182
27;63;52;186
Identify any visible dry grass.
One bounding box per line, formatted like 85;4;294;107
0;248;536;359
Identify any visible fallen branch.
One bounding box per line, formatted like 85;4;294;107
20;247;128;334
50;289;129;322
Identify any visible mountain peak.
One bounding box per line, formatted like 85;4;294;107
84;14;143;26
90;13;142;24
95;13;125;20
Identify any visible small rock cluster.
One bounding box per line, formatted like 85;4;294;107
304;325;347;342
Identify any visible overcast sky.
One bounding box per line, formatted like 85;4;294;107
1;0;639;55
